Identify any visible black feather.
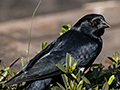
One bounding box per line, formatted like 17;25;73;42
7;14;110;90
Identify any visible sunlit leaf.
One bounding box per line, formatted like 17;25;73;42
70;59;77;72
99;72;117;81
41;42;48;50
4;67;10;71
94;85;99;90
60;24;71;35
61;74;69;90
112;52;120;63
66;53;70;72
56;64;67;73
0;70;7;81
41;41;44;50
70;80;74;90
77;80;83;90
66;53;77;73
8;69;15;77
108;75;115;85
71;73;77;79
107;57;117;63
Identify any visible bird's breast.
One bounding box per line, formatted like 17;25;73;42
69;36;102;67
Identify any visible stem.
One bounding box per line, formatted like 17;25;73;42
27;0;43;63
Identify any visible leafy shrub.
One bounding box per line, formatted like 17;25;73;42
53;52;120;90
0;57;26;89
0;24;120;90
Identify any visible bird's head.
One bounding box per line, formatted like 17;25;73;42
74;14;110;39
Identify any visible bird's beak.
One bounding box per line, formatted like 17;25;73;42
100;19;110;28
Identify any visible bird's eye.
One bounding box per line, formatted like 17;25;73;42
89;19;100;27
93;19;100;26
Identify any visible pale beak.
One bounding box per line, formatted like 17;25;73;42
100;19;110;28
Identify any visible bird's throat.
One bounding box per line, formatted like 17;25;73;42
94;28;105;37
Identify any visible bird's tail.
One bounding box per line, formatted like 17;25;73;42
22;78;52;90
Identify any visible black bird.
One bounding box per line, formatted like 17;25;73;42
7;14;110;90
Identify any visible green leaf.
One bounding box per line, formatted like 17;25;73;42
41;42;44;50
70;59;77;72
91;63;101;67
9;57;21;68
41;42;48;50
91;63;104;69
21;57;25;70
70;80;74;90
102;82;109;90
112;52;120;63
62;24;71;31
57;82;66;90
60;24;71;35
66;53;70;72
8;69;15;77
99;72;117;81
60;32;63;35
81;76;92;89
0;70;7;81
94;85;99;90
69;55;74;67
76;69;81;82
66;53;77;73
77;80;83;90
107;57;117;63
71;73;77;79
57;53;77;74
61;74;69;90
51;86;62;90
108;75;115;85
56;63;67;73
4;67;10;71
82;87;86;90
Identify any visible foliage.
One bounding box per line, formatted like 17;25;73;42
0;21;120;89
51;52;120;90
60;24;71;35
0;57;26;90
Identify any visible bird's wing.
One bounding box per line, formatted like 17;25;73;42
7;30;74;85
23;40;56;71
7;29;101;85
23;30;74;72
7;37;56;85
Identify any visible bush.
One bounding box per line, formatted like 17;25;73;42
0;24;120;90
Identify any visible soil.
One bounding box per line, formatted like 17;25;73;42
0;1;120;71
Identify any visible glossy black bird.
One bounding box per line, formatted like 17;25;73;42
7;14;110;90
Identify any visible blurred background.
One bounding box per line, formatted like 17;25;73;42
0;0;120;71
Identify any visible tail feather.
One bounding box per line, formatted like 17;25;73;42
6;71;24;85
23;78;52;90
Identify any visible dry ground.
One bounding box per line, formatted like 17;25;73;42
0;1;120;71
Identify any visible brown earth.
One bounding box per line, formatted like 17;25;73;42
0;1;120;71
